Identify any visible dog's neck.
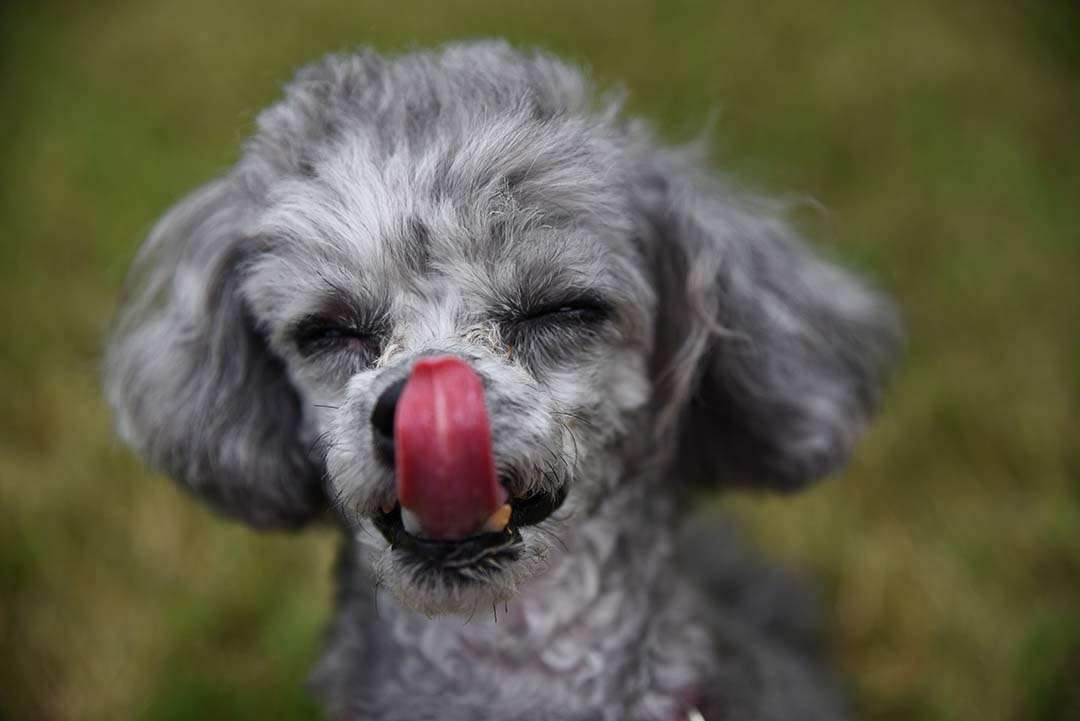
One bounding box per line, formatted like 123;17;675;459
316;474;718;721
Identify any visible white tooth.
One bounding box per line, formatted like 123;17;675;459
401;507;423;536
481;504;512;534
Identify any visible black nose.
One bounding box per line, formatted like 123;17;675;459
371;377;407;467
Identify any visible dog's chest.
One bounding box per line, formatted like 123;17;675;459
325;528;719;721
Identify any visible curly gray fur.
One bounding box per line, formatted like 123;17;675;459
104;41;899;720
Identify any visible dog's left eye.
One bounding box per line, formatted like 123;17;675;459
507;295;614;337
519;298;610;327
500;297;612;366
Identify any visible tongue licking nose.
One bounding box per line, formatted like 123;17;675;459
394;356;507;539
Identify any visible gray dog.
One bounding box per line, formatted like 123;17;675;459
104;41;898;721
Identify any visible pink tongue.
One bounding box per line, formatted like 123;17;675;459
395;356;506;539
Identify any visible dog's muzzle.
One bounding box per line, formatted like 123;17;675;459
369;355;566;569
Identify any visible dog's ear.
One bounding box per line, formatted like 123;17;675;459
641;152;900;491
104;178;325;528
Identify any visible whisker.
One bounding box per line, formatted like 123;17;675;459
372;567;387;620
308;430;333;456
545;443;573;480
551;416;582;471
548;530;570;553
543;447;567;478
551;409;596;429
536;524;570;553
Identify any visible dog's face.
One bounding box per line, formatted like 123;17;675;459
243;118;655;612
105;42;898;616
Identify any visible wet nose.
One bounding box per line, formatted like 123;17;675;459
371;377;407;467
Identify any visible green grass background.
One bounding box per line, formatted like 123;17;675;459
2;1;1078;719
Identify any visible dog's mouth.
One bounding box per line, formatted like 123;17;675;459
370;354;568;579
372;481;567;570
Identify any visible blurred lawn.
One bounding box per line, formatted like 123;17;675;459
2;1;1078;720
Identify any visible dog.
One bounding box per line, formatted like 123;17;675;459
104;41;899;721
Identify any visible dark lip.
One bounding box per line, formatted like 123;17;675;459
371;482;568;569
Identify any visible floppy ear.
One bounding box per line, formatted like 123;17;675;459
643;153;900;491
104;178;326;528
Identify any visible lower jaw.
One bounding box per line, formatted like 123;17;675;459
360;487;567;607
377;539;550;617
392;525;524;571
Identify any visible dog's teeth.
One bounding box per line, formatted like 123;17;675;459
481;504;512;534
401;507;423;536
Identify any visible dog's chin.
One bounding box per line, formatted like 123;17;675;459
368;486;567;616
375;533;551;617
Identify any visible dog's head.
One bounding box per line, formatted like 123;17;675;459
105;42;898;615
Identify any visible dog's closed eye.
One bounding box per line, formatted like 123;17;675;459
292;316;386;362
504;295;610;338
514;296;610;328
499;295;613;368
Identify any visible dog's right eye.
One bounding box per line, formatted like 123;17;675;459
292;320;382;360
